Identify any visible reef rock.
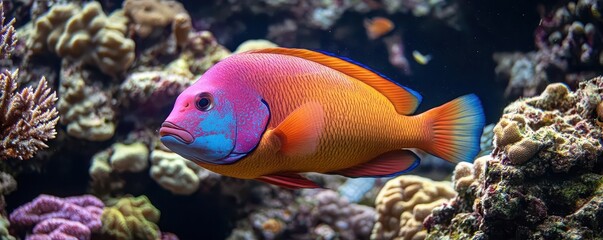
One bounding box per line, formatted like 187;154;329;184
425;77;603;239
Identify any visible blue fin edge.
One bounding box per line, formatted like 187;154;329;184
315;49;423;105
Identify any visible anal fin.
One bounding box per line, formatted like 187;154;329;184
256;173;321;189
330;150;420;178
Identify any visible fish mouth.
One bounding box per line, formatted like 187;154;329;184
159;121;194;144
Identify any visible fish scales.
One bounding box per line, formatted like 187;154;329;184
193;53;425;178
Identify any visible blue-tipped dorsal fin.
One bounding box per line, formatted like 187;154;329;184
246;47;423;115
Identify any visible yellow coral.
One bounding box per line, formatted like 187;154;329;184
110;142;149;173
371;176;456;240
101;196;161;240
493;119;522;148
172;13;192;47
505;138;541;165
453;155;489;192
28;2;134;75
234;39;279;53
150;149;201;195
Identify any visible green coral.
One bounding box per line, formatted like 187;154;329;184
100;195;161;240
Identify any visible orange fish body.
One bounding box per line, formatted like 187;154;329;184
160;48;485;188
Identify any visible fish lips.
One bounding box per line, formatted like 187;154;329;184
159;121;246;165
159;122;194;144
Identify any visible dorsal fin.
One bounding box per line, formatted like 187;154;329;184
246;48;422;115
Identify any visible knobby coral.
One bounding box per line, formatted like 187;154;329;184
494;0;603;100
123;0;189;38
149;149;201;195
28;2;135;75
425;77;603;239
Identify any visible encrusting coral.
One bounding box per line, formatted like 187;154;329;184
28;2;135;76
0;6;58;160
425;77;603;239
371;175;456;240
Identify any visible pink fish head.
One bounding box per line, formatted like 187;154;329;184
159;62;270;165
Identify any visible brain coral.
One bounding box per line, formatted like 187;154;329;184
371;175;456;240
28;2;134;75
101;195;161;240
425;77;603;239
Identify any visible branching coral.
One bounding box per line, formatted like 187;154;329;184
425;77;603;239
0;71;58;160
28;2;135;75
0;2;16;60
371;175;456;240
0;7;59;160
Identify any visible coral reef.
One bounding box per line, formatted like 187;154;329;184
9;194;104;238
100;195;161;240
371;175;456;240
149;149;201;195
123;0;189;39
27;218;91;240
233;39;278;53
57;63;116;141
0;71;58;160
118;69;193;111
229;187;375;240
0;7;58;160
28;2;135;75
425;77;603;239
494;0;603;100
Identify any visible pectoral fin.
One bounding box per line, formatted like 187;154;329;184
256;173;321;189
330;150;420;178
271;102;325;156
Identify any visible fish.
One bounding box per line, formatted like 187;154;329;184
159;47;485;189
364;17;394;40
412;50;432;65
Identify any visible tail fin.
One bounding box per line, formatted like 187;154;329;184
423;94;485;163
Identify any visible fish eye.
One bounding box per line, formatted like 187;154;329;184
195;92;213;111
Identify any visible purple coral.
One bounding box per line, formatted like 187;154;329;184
27;219;91;240
10;194;104;233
